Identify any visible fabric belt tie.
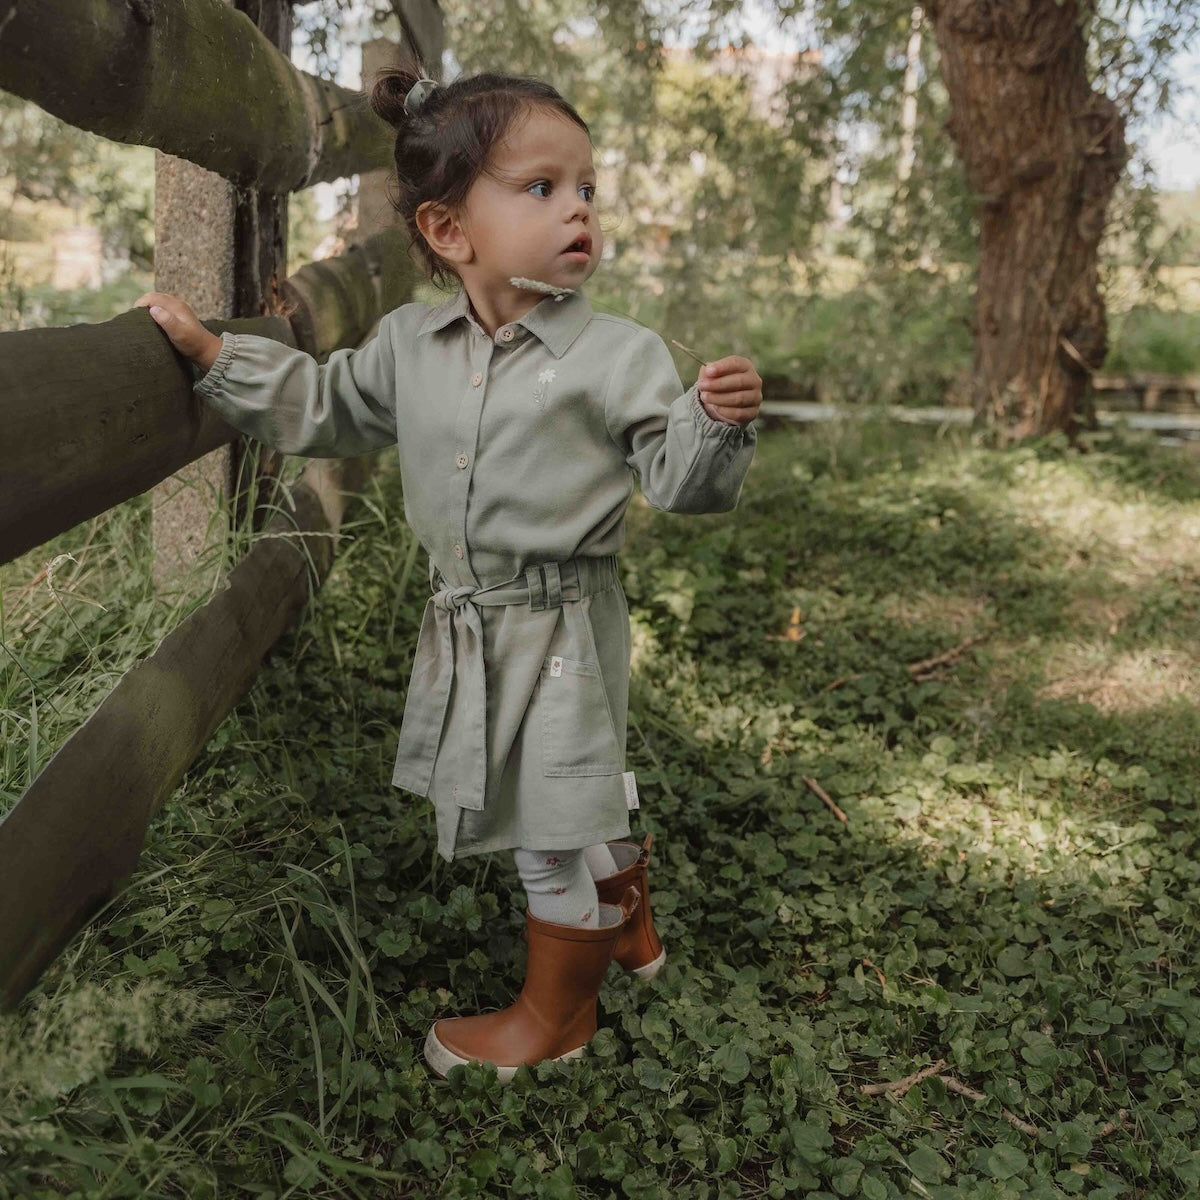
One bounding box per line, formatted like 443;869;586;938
392;555;619;811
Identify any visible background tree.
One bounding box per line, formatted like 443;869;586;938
447;0;1197;438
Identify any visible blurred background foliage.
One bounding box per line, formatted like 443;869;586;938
1;0;1198;403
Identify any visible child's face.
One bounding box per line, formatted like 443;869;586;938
458;106;602;296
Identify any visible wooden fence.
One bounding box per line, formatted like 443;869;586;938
0;0;442;1009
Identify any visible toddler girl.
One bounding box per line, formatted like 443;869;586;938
137;70;761;1081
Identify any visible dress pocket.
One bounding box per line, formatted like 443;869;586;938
540;654;624;777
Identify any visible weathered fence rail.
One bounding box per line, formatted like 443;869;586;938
0;313;287;565
0;231;414;566
0;0;393;190
1091;372;1200;411
0;1;443;1008
0;452;371;1009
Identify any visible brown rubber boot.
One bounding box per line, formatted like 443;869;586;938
423;884;640;1082
593;833;667;980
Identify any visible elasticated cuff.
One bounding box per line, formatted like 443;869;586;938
689;386;747;441
193;333;238;395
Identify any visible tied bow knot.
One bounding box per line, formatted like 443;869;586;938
433;586;479;613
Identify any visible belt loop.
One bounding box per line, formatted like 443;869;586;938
525;564;546;611
543;561;563;609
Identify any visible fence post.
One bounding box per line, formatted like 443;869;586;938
148;152;238;587
149;0;294;584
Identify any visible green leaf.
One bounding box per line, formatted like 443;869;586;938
468;1149;499;1181
712;1042;751;1084
789;1120;833;1164
1141;1044;1175;1071
907;1145;951;1183
995;945;1034;977
982;1143;1028;1180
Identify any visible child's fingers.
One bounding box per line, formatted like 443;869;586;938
698;385;760;408
701;355;755;380
134;291;176;314
700;394;760;426
699;370;760;395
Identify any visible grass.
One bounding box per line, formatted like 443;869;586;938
2;422;1200;1197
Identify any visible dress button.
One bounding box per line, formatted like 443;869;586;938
453;543;464;559
456;453;469;469
471;371;483;387
500;327;515;342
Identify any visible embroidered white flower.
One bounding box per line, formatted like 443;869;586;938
533;367;556;410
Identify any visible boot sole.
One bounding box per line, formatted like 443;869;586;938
423;1026;587;1083
629;944;667;981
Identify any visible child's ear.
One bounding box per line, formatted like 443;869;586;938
416;201;473;266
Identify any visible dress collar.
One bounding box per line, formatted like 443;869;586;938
417;288;593;359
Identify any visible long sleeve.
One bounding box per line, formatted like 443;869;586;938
194;313;399;458
603;326;756;514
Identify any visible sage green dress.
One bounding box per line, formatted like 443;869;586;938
196;288;756;861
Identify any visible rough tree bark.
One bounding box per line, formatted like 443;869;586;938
923;0;1126;441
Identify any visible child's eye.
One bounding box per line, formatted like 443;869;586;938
579;184;596;203
527;181;552;198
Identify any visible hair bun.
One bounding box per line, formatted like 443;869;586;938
370;67;424;127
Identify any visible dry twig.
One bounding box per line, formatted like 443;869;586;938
861;1063;1039;1136
908;634;985;681
801;775;848;824
942;1078;1039;1136
820;673;862;693
860;1059;947;1096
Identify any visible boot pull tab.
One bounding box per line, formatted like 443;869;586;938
638;831;653;866
619;883;641;922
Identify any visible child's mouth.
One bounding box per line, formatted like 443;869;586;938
562;234;592;259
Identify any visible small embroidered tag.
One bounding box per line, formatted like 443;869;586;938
550;656;563;678
622;771;639;810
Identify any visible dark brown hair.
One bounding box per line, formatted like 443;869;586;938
370;69;591;286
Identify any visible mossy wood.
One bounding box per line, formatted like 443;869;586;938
283;232;418;361
0;311;295;567
0;454;373;1009
0;0;392;190
0;232;411;564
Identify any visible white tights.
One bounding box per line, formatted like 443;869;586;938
513;842;621;928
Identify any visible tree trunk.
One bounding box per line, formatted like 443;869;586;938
924;0;1126;441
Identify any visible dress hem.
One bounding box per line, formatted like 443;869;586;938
436;815;634;864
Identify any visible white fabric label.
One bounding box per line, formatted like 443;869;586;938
550;656;563;678
622;771;639;810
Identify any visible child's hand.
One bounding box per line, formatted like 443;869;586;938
134;292;224;375
697;356;762;427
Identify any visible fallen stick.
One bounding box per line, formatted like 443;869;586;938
908;634;984;681
821;673;862;693
860;1060;950;1098
801;775;848;824
942;1078;1039;1136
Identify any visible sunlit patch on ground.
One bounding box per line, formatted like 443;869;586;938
1037;642;1200;712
